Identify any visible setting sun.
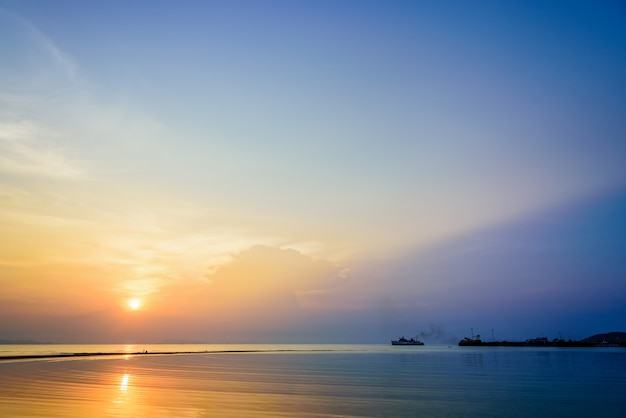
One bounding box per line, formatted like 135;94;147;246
128;298;142;311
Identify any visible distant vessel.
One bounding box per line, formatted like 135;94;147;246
391;336;424;346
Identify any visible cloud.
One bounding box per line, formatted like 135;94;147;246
25;21;77;80
206;245;344;305
0;10;77;80
0;12;86;179
0;118;82;178
147;246;346;330
337;188;626;340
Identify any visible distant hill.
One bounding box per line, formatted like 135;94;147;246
584;332;626;344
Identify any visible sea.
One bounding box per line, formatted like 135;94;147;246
1;344;625;417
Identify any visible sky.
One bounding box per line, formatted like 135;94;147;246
1;0;625;343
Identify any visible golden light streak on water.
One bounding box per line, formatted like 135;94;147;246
120;373;129;391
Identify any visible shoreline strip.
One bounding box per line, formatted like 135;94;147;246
0;348;339;362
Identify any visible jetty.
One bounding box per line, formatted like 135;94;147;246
458;331;626;347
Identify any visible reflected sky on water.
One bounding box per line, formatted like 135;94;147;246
1;346;625;417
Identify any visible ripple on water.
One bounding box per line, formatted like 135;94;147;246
0;348;625;417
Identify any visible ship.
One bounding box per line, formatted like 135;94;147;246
391;336;424;346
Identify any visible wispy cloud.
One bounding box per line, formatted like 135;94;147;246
14;13;78;80
0;12;86;179
0;119;82;179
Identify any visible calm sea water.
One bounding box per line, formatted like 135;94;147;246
1;344;625;417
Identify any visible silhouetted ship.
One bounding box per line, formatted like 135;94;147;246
391;336;424;346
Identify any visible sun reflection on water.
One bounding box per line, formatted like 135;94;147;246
120;374;130;392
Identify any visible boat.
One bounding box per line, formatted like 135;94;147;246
391;336;424;346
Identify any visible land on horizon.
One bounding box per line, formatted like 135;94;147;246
458;331;626;347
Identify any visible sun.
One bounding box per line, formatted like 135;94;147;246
128;298;142;311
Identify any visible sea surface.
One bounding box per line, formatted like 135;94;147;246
1;344;625;417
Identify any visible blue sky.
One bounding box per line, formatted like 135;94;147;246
0;0;625;342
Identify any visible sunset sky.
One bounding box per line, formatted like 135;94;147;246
1;0;625;343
